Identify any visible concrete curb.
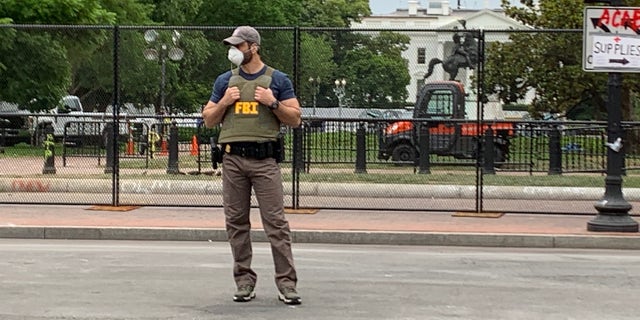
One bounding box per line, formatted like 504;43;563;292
312;183;638;201
4;178;640;200
1;226;638;250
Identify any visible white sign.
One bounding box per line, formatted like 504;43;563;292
583;7;640;72
591;35;640;68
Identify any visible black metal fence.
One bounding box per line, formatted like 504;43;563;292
1;25;639;215
2;112;640;214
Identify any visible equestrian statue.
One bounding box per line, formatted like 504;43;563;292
424;20;479;81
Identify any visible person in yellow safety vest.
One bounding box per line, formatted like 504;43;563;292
148;129;161;158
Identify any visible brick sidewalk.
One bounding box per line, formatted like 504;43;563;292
1;204;638;237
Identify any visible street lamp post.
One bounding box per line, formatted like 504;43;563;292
585;0;638;232
143;29;184;115
333;78;347;118
309;77;320;116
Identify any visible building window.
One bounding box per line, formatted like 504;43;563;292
417;48;426;64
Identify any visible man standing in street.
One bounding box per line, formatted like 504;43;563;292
201;26;302;305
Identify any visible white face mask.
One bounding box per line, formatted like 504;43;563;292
227;47;244;66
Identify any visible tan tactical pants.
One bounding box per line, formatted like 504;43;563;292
222;153;297;290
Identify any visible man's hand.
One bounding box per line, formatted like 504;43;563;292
202;86;240;128
220;86;241;107
254;86;276;105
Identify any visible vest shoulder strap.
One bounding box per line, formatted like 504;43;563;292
264;66;274;77
229;66;274;88
230;66;274;77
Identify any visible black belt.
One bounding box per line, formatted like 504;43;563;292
223;141;278;160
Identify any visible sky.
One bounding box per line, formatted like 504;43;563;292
369;0;505;15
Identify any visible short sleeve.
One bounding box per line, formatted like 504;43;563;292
209;71;232;103
270;70;297;101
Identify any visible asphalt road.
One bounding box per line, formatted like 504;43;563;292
0;240;639;320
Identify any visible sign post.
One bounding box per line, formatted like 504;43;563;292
583;5;638;232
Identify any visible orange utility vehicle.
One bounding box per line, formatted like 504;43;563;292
377;81;514;165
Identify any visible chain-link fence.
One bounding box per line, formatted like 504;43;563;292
1;25;638;215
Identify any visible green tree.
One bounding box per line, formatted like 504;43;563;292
0;32;71;110
341;31;411;108
298;0;370;27
69;0;215;114
164;30;215;113
298;32;337;107
179;0;408;112
0;0;116;110
194;0;299;26
0;0;115;25
191;0;304;100
195;0;369;27
0;0;402;113
0;20;15;73
141;0;202;25
329;31;411;108
63;0;154;110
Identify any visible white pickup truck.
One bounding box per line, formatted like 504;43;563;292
29;96;157;146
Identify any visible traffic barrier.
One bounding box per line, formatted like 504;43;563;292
126;137;135;155
190;135;199;156
159;138;168;156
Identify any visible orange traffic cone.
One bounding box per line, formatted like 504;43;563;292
159;138;168;155
126;137;135;155
190;135;199;156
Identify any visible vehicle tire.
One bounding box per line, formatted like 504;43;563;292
391;143;416;165
494;146;505;167
492;142;512;168
475;142;508;168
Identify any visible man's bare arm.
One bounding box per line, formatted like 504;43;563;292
272;97;302;128
254;86;301;128
202;87;240;128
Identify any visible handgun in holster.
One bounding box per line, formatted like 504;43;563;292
210;137;223;169
275;134;285;163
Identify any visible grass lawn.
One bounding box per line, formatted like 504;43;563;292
3;142;640;188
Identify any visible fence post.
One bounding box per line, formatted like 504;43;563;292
590;70;638;232
167;121;180;174
104;123;114;174
293;126;303;172
0;118;7;154
291;126;304;209
42;123;56;174
548;126;562;175
355;122;367;174
482;126;495;175
418;122;431;174
303;124;311;173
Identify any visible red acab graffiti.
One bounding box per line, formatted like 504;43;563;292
597;8;640;29
11;180;51;192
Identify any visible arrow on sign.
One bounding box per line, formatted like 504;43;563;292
623;19;640;35
609;58;630;65
591;18;611;33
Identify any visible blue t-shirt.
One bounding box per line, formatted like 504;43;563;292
209;66;296;104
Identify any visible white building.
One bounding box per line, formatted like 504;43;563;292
352;1;529;108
